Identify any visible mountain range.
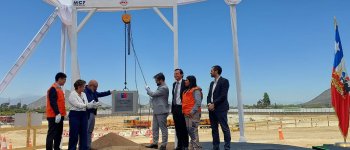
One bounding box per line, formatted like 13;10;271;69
24;90;153;109
302;89;331;107
1;88;333;108
26;90;111;109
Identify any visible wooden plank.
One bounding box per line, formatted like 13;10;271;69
33;129;37;147
26;113;31;148
12;143;68;150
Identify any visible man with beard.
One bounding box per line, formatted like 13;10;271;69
145;73;169;150
207;65;231;150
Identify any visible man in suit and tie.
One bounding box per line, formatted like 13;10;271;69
207;65;231;150
145;73;170;150
172;69;189;150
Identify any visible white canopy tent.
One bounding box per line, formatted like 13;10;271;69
44;0;204;86
0;0;247;144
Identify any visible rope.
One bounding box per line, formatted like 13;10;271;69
128;23;131;55
130;28;148;86
129;23;151;129
134;51;142;125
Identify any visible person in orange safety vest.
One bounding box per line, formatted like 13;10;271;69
46;72;67;150
182;75;203;150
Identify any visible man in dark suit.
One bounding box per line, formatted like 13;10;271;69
207;65;231;150
172;69;189;150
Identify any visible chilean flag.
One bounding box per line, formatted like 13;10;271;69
331;20;350;139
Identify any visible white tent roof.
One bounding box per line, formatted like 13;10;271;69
44;0;204;12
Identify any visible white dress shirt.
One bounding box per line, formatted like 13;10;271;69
211;76;221;103
174;79;182;105
68;90;87;111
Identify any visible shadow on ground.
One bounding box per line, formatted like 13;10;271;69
140;142;311;150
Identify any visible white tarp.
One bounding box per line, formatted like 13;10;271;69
44;0;73;25
14;113;43;127
58;5;73;25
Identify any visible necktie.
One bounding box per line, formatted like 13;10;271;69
173;82;179;105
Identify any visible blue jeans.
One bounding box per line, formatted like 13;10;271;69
68;111;88;150
209;110;231;150
87;112;96;149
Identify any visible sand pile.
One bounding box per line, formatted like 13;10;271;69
91;133;139;150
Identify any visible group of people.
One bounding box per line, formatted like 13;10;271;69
45;64;231;150
145;65;231;150
46;72;111;150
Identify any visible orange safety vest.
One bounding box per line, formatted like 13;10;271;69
46;83;66;118
182;87;202;116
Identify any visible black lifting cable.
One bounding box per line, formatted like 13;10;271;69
123;11;132;91
124;20;128;91
122;11;147;86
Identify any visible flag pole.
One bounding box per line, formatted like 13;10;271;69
332;17;350;147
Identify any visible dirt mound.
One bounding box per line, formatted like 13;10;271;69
91;133;139;150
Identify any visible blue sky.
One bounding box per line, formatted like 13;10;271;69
1;0;350;105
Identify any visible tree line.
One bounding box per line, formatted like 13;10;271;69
0;102;44;116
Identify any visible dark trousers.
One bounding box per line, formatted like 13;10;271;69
172;105;189;148
209;110;231;150
68;111;88;150
46;116;64;150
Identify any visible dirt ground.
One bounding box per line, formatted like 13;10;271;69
0;114;346;149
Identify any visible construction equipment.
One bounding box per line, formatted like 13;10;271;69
0;116;14;124
124;119;151;128
167;119;175;127
166;118;212;128
199;118;211;128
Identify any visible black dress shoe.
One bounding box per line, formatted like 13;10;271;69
159;145;166;150
145;144;158;149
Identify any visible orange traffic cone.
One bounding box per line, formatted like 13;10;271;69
278;127;284;140
8;139;12;150
1;136;7;150
28;138;32;147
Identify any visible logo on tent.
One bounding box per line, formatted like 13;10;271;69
73;0;86;6
120;0;128;6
